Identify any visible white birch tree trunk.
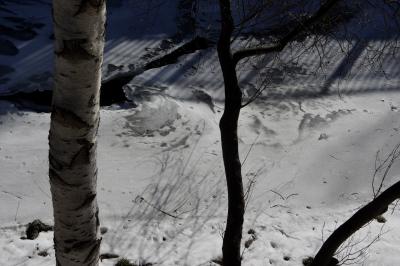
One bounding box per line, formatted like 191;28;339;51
49;1;106;265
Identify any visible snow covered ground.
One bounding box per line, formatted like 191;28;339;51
1;0;400;265
2;90;400;266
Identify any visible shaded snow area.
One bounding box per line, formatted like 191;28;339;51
1;0;400;265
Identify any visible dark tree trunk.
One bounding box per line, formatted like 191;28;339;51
217;1;245;265
311;180;400;266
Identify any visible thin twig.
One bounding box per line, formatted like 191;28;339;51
241;133;260;166
14;201;20;222
135;196;182;219
270;190;285;201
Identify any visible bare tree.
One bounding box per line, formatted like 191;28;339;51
49;0;106;265
217;2;245;265
216;0;350;264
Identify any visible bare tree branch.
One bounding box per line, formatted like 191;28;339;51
311;178;400;266
372;143;400;197
232;0;342;65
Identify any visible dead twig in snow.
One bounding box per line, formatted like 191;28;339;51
14;201;20;222
272;225;300;240
270;190;285;201
134;196;182;219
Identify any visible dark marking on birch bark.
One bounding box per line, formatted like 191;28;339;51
49;169;83;188
56;39;96;61
94;116;100;135
74;193;96;211
87;94;95;107
95;207;100;227
101;22;106;38
49;153;64;171
58;219;74;228
67;238;97;254
74;0;89;16
70;141;94;166
74;0;104;16
64;240;90;256
52;106;90;129
83;239;101;263
93;168;98;180
64;239;78;244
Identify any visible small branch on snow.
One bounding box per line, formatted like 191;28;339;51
134;196;182;219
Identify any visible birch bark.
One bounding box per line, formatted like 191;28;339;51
49;1;106;265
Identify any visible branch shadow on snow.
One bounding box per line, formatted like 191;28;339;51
2;36;400;113
102;132;228;265
0;36;213;113
1;0;400;114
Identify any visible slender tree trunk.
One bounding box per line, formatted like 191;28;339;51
214;1;343;265
218;1;245;265
49;1;106;265
311;180;400;266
